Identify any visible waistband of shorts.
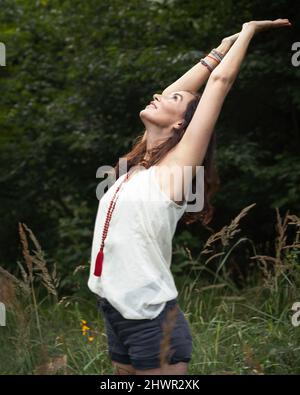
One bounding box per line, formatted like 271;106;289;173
97;296;178;306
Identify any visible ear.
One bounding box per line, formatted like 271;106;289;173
173;119;186;131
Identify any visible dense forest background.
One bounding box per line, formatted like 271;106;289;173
0;0;299;294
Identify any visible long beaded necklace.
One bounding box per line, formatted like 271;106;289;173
94;167;140;277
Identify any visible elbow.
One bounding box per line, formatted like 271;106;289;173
210;72;233;85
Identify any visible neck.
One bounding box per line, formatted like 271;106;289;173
143;125;173;160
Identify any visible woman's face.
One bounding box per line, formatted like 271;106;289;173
140;90;196;131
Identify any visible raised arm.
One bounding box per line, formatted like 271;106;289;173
167;19;291;176
162;32;240;95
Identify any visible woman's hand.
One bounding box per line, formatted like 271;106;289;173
242;18;292;34
222;32;240;46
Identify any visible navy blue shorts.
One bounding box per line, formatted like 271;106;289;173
97;296;193;370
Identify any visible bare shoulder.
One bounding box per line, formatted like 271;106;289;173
153;151;193;205
155;146;197;179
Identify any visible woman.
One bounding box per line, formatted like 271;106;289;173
88;19;291;375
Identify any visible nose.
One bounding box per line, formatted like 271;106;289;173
153;93;160;101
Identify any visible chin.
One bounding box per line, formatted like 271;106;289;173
139;108;159;128
139;108;151;121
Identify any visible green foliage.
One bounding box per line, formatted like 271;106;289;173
0;194;299;374
1;248;299;374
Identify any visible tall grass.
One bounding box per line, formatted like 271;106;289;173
0;207;299;375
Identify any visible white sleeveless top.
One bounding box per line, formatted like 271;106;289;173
88;165;188;319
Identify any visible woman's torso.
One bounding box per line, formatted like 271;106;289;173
88;163;188;320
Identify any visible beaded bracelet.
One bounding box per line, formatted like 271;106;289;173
206;54;220;64
211;48;224;62
199;48;225;73
200;58;214;72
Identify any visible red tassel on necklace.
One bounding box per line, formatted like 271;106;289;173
94;247;104;277
93;171;130;278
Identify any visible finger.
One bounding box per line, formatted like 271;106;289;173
272;20;292;27
273;19;291;24
273;18;290;22
277;22;292;27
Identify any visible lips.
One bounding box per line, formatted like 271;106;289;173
149;101;157;109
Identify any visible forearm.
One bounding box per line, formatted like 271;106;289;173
211;26;255;83
162;38;236;95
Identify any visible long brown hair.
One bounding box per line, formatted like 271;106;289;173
113;91;220;226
